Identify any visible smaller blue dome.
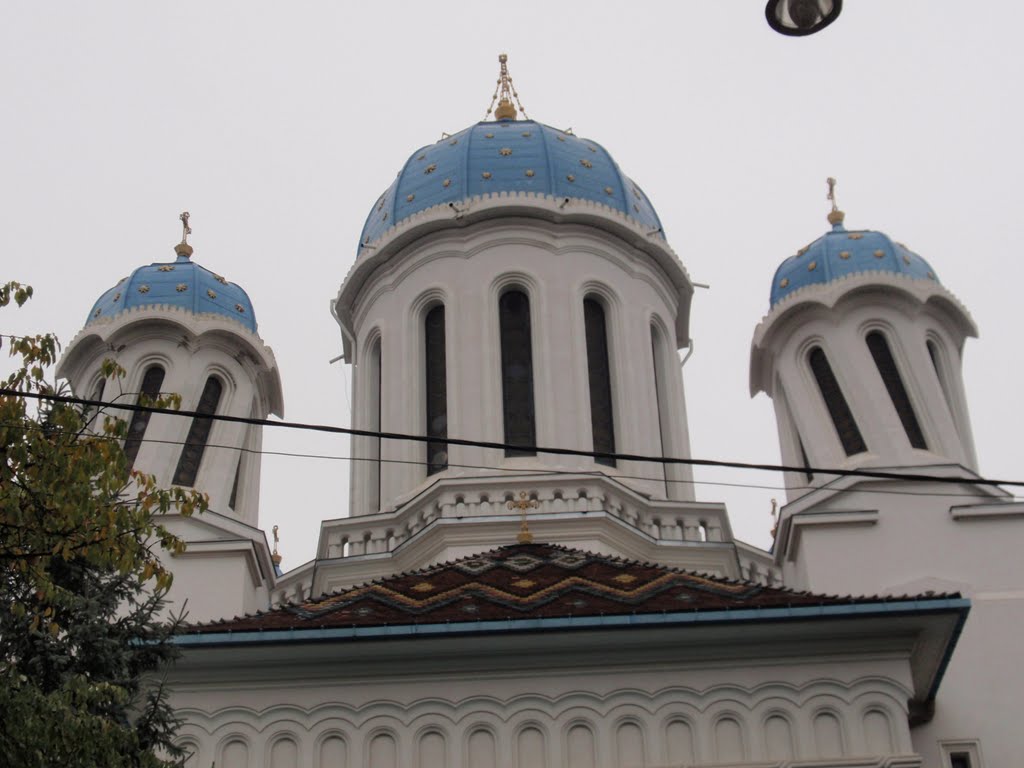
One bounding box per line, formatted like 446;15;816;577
86;251;257;333
770;221;939;306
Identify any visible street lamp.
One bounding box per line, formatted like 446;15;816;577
766;0;842;36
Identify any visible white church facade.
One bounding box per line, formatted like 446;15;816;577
57;59;1020;768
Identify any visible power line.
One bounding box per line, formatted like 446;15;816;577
3;419;1007;502
4;387;1022;489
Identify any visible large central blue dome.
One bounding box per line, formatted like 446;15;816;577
359;119;663;246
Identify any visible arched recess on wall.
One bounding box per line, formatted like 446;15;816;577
865;329;927;449
415;728;447;768
663;718;696;765
498;288;537;456
173;374;224;487
123;363;166;469
465;726;498;768
762;711;796;761
583;295;616;467
615;718;647;768
563;720;597;768
268;733;300;768
514;722;547;768
807;345;867;456
315;731;349;768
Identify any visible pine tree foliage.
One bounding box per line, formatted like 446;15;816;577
0;281;208;767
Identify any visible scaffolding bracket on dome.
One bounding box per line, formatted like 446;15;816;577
484;53;529;122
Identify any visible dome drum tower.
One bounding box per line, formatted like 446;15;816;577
58;221;284;621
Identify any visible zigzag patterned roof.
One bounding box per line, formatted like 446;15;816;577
188;543;941;634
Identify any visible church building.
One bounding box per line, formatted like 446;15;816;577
56;56;1020;768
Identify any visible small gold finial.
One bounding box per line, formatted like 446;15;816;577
826;177;845;226
485;53;529;122
507;491;539;544
174;211;194;258
271;524;282;566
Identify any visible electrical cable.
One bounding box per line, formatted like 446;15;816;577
3;388;1021;493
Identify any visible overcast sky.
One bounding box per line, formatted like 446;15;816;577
2;2;1022;568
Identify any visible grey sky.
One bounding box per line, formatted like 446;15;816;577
2;2;1021;567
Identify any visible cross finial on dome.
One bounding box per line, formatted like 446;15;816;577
485;53;529;122
826;177;846;228
175;210;194;259
271;524;283;567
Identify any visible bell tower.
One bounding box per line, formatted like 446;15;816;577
58;214;284;621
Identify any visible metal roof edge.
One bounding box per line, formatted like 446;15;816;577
175;597;971;648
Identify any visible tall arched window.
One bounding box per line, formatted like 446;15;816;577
808;346;867;456
499;290;536;456
584;298;616;466
173;376;223;487
367;338;382;511
866;331;927;449
928;339;960;437
123;365;165;469
651;325;671;495
425;305;448;475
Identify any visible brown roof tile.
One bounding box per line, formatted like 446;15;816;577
186;543;951;634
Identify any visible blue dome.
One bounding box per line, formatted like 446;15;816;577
770;221;939;306
86;251;258;333
359;119;663;246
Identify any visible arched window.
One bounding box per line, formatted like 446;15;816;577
172;376;223;486
866;331;927;449
651;325;670;494
366;338;382;512
808;346;867;456
584;298;616;466
123;365;165;469
228;454;242;511
425;305;448;474
499;290;536;456
928;339;960;435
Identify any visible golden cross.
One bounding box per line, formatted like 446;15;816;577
507;491;538;544
179;211;192;245
826;177;838;211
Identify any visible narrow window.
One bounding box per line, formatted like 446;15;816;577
928;339;960;432
123;365;165;469
172;376;223;487
798;435;813;482
499;290;536;456
584;298;616;466
651;326;670;495
949;754;971;768
228;454;242;511
867;331;927;449
367;338;382;512
808;346;867;456
424;305;448;475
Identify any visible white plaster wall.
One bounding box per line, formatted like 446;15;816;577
777;484;1024;768
344;220;696;519
171;649;919;767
